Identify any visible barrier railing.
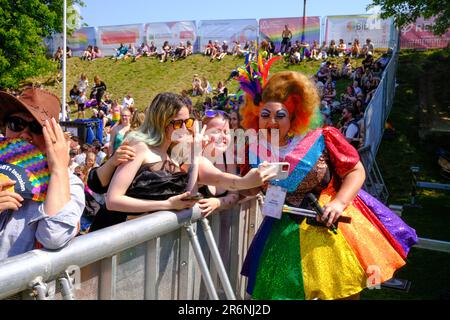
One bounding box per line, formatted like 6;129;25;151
362;47;399;160
0;196;263;300
1;193;449;300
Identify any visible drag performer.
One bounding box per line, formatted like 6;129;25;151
237;56;418;300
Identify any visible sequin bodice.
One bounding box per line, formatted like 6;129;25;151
285;150;331;207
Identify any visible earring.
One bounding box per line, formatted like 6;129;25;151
286;131;295;143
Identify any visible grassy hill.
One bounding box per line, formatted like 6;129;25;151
28;53;357;111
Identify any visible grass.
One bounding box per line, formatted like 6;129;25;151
361;47;450;300
28;52;368;113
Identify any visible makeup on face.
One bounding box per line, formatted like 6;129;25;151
260;108;288;121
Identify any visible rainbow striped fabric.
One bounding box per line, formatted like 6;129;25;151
0;138;50;202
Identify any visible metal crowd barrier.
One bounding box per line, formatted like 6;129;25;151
1;193;449;300
0;196;263;300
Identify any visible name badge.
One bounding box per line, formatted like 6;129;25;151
262;184;287;219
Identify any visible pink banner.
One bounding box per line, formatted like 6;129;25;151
400;17;450;49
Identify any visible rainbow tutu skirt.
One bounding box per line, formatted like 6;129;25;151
241;187;418;300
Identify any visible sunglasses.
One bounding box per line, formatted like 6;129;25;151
6;116;43;135
204;109;229;119
168;117;195;129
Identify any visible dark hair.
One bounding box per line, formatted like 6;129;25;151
343;105;356;118
69;149;78;158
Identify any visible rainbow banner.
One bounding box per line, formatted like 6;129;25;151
325;15;393;49
400;17;450;49
145;21;197;53
259;16;320;52
198;19;257;52
97;24;145;56
68;27;96;56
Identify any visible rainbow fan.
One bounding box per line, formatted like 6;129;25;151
0;138;50;202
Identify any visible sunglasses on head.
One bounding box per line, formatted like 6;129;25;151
5;116;43;135
204;109;229;119
168;117;195;129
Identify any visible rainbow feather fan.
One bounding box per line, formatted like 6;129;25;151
0;138;50;202
237;51;281;105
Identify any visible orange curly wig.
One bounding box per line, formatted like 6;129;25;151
240;71;322;135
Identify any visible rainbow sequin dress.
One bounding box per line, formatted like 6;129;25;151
241;127;418;300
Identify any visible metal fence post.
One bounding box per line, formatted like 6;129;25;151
185;222;219;300
29;277;49;300
200;218;236;300
58;272;76;300
99;255;117;300
144;238;159;300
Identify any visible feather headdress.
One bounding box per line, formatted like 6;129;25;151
236;51;281;106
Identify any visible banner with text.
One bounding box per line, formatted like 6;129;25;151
68;27;96;56
96;24;144;56
145;21;197;53
325;15;393;48
259;17;320;52
400;17;450;49
198;19;257;51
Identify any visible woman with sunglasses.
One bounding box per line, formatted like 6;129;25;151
88;93;274;231
0;88;85;260
237;70;417;300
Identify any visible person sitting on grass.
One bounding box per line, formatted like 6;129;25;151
327;39;338;57
160;41;172;63
337;39;347;57
112;43;128;60
217;41;229;61
341;57;353;78
81;45;93;61
192;74;204;96
92;46;102;60
172;42;187;62
185;41;194;57
350;39;361;58
133;43;150;62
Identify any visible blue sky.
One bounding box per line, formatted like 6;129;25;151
79;0;376;27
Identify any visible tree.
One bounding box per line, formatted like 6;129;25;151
0;0;84;89
369;0;450;35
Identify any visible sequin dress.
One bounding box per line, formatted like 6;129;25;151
241;126;417;300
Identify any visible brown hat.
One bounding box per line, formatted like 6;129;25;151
0;88;61;127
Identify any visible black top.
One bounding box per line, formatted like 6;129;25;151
88;160;189;232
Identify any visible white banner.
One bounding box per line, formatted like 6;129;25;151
145;21;197;53
325;15;393;48
198;19;258;51
96;24;145;56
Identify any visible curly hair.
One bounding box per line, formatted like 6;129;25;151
240;71;322;135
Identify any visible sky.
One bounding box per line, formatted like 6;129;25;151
78;0;376;27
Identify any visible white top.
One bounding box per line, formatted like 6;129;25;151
122;97;134;108
345;123;359;139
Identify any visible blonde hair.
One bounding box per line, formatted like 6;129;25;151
126;93;186;147
130;111;145;130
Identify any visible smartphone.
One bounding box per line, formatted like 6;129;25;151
258;162;290;180
182;192;204;201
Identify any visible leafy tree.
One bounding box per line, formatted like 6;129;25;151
0;0;84;89
369;0;450;35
